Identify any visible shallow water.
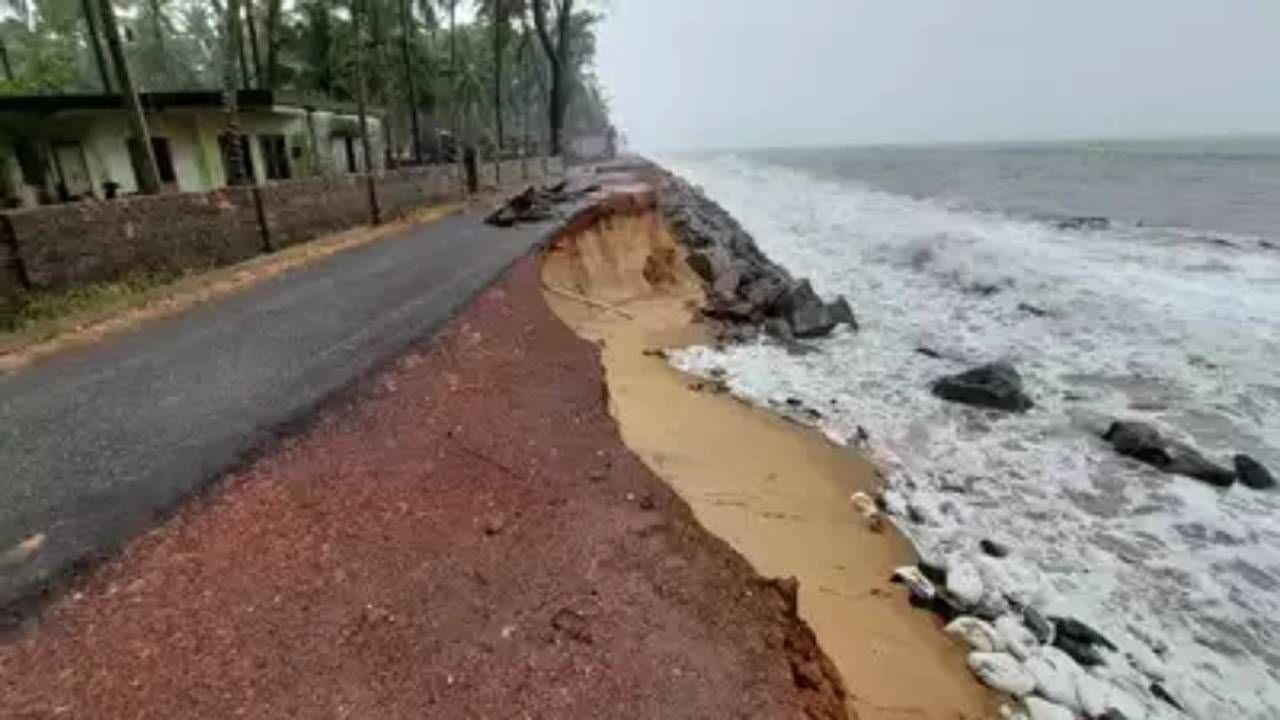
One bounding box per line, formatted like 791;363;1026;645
662;142;1280;719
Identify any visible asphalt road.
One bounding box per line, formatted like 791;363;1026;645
0;208;550;609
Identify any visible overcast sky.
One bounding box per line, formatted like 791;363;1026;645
595;0;1280;150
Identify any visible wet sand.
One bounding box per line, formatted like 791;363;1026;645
541;199;998;719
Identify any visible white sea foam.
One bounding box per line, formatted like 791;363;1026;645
661;153;1280;718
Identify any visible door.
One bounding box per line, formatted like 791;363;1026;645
52;142;93;200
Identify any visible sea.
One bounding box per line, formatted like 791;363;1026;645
660;138;1280;719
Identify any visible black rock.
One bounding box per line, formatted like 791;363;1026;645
789;301;837;339
1165;443;1237;488
686;248;729;283
1022;606;1055;644
1103;421;1172;465
1052;616;1117;651
1150;683;1184;712
1098;710;1129;720
827;296;859;331
917;561;948;586
778;280;838;338
1053;633;1106;667
1235;454;1277;490
1054;216;1111;231
916;346;945;360
979;538;1009;558
931;361;1034;413
928;594;962;623
1103;421;1236;487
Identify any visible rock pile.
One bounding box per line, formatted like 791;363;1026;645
657;174;857;340
485;180;599;227
890;543;1188;720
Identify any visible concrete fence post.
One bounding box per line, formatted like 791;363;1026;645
251;186;273;253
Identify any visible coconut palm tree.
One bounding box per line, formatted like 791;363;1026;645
221;0;249;185
98;0;162;193
80;0;111;90
530;0;572;155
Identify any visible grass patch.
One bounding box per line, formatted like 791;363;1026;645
6;272;183;333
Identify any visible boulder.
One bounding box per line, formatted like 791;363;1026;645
946;617;1004;652
1054;216;1111;231
1023;697;1075;720
1103;421;1236;487
980;538;1010;558
995;613;1040;660
1165;443;1236;487
931;362;1034;412
946;559;986;607
685;247;732;284
1051;616;1116;651
1025;647;1084;709
827;296;859;331
788;299;838;339
967;652;1036;696
1102;421;1170;465
1234;454;1276;490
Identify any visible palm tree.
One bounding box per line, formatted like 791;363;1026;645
263;0;280;88
530;0;572;156
352;0;381;221
478;0;509;153
98;0;162;193
398;0;421;162
221;0;249;185
243;0;263;86
80;0;111;91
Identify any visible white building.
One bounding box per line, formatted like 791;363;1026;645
0;90;386;208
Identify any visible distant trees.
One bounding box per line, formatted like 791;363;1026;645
0;0;613;160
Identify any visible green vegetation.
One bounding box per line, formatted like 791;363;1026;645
1;269;177;334
0;0;611;164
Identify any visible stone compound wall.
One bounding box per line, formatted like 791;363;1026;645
5;189;264;290
0;158;564;320
378;165;463;221
0;229;22;323
258;174;373;250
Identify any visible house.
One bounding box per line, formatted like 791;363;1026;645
0;90;387;209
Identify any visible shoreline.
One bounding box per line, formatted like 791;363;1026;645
539;174;997;719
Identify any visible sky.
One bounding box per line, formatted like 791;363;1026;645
595;0;1280;151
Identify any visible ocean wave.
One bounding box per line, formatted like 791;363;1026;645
661;152;1280;718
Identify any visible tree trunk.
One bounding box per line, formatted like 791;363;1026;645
98;0;162;194
81;0;112;92
264;0;281;89
233;0;251;89
492;0;504;153
147;0;165;52
222;0;249;186
531;0;571;156
399;0;421;163
0;36;13;82
449;0;458;143
353;0;381;223
244;0;263;88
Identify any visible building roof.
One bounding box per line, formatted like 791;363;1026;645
0;90;378;116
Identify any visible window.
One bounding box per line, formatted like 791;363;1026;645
218;133;255;185
150;137;177;184
259;134;290;181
